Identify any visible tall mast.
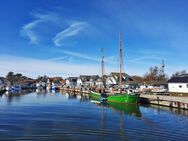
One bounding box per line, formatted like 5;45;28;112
101;48;104;87
119;32;122;94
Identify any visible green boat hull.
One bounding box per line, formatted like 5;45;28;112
90;91;101;101
107;93;139;103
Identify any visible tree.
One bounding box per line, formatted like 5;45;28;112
143;66;167;84
171;70;186;78
6;71;14;84
37;75;48;82
132;75;143;83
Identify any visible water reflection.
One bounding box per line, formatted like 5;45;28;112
142;104;188;116
0;91;187;141
1;89;34;105
90;98;141;118
107;102;141;117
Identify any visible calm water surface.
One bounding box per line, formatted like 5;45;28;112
0;90;188;141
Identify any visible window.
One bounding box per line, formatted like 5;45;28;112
179;85;182;88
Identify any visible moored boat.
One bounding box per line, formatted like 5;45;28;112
107;32;139;104
107;93;139;103
90;91;108;101
90;48;107;101
90;91;101;100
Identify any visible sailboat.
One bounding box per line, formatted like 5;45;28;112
90;48;106;101
107;32;139;103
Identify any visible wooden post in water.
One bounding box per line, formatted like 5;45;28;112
157;96;159;105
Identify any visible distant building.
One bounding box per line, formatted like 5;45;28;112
0;78;3;89
77;75;99;87
66;77;78;87
36;81;46;88
0;77;10;89
168;74;188;95
95;78;103;88
106;72;133;86
139;84;154;91
89;75;99;86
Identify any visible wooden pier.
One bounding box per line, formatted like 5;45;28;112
60;87;91;94
140;94;188;110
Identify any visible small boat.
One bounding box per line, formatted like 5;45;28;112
107;33;139;103
46;84;51;90
51;82;58;91
90;91;108;101
14;85;21;91
6;86;12;91
90;91;101;100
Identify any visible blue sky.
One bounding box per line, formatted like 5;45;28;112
0;0;188;78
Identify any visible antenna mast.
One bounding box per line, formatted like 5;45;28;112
161;59;165;77
119;32;122;93
101;48;104;87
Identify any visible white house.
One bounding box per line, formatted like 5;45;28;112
95;78;103;88
168;74;188;94
77;75;90;87
0;79;3;89
36;81;46;88
0;77;10;90
89;75;99;86
139;84;154;91
66;77;78;87
77;75;99;87
106;72;133;86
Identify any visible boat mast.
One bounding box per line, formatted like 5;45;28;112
119;32;122;94
101;48;104;87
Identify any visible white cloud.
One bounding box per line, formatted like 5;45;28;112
56;49;118;65
128;56;162;63
53;21;89;46
58;49;99;62
0;55;117;78
20;13;58;44
1;54;184;78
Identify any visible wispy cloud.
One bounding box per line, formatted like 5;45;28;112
58;49;99;62
1;54;186;78
56;49;118;65
128;56;162;63
46;56;74;63
20;12;59;44
0;55;117;78
53;21;90;46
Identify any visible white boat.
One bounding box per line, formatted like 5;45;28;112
6;86;12;91
51;82;58;91
46;84;51;90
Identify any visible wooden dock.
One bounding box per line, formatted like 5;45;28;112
140;94;188;110
60;87;91;94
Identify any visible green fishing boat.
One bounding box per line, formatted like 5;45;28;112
107;32;139;104
107;93;139;103
90;91;101;101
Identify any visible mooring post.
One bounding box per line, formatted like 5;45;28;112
157;97;159;105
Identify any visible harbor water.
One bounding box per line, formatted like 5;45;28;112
0;90;188;141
